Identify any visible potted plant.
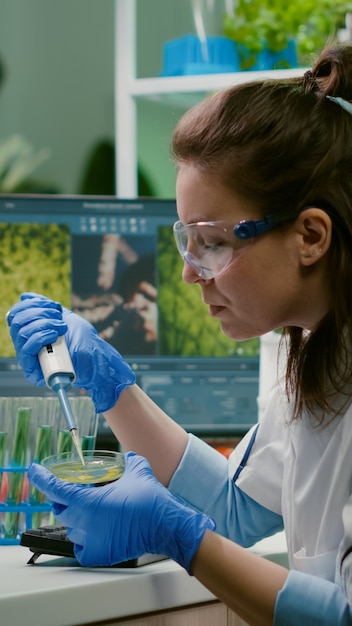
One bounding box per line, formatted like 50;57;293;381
223;0;352;70
0;135;51;192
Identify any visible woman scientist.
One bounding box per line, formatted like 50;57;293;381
7;43;352;625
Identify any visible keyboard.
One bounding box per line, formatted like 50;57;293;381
20;524;167;567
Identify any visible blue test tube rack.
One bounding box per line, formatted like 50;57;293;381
0;466;52;545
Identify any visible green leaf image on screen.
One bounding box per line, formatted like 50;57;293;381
157;226;259;358
0;222;71;358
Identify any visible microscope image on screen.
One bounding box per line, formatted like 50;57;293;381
71;233;158;356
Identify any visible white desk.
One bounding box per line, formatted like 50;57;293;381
0;534;287;626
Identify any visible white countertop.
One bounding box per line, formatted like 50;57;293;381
0;533;288;626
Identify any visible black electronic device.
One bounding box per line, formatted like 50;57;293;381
0;194;259;436
20;524;167;567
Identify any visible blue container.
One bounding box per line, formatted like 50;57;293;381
265;40;298;70
161;34;240;76
237;39;298;71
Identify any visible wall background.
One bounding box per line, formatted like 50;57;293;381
0;0;208;198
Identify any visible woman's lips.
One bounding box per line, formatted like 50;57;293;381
208;304;225;317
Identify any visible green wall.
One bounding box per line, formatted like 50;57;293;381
0;0;115;195
0;0;208;198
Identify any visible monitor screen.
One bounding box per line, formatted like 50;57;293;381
0;194;259;434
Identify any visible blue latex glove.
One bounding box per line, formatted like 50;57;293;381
28;452;215;573
7;292;136;413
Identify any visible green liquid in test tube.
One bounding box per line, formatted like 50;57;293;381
30;425;53;528
0;431;8;495
57;429;73;454
47;428;79;526
81;435;96;452
3;407;32;539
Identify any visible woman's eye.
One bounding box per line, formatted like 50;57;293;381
201;234;228;246
193;226;229;251
203;241;223;249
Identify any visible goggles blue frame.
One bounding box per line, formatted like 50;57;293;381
173;212;298;279
234;213;297;239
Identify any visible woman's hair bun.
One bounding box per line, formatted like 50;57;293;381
305;44;352;99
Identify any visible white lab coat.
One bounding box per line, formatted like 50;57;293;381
339;496;352;603
170;375;352;621
230;384;351;587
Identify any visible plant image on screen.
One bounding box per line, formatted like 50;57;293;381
157;226;259;358
0;223;70;357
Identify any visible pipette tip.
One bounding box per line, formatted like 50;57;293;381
70;428;85;466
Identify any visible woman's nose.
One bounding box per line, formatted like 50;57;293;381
182;259;213;285
182;260;200;284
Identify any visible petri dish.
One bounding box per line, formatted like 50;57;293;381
41;449;125;485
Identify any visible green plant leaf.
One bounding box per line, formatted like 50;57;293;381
223;1;352;64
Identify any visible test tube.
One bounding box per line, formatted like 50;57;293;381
30;425;53;528
0;431;8;496
3;406;31;539
57;429;73;454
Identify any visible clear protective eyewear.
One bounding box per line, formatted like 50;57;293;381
173;213;297;279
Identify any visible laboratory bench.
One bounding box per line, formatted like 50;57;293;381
0;533;287;626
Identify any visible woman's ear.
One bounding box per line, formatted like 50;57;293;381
295;208;332;266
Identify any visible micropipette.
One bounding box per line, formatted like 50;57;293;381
38;337;85;466
6;312;85;465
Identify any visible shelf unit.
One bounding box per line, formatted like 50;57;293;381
114;0;306;197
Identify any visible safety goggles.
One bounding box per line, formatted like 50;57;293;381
173;213;297;279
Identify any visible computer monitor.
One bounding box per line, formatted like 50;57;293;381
0;194;259;436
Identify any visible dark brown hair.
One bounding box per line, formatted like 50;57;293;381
171;44;352;424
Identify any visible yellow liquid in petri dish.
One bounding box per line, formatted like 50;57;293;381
46;457;124;484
